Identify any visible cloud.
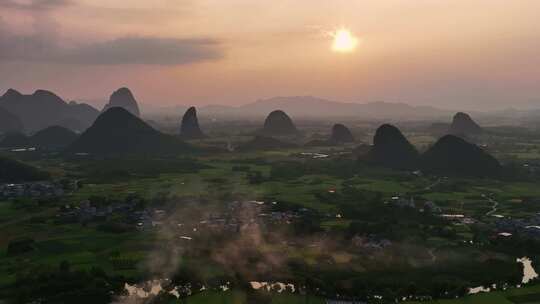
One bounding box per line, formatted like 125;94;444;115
59;37;223;65
77;3;192;25
0;26;224;65
0;0;223;66
0;0;71;11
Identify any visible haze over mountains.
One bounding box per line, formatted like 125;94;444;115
1;88;457;136
0;85;507;179
2;87;539;136
449;112;483;136
142;96;456;120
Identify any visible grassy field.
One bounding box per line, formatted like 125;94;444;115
2;140;540;302
182;291;324;304
406;284;540;304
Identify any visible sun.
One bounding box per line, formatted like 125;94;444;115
331;27;359;53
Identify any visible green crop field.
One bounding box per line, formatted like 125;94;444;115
2;127;540;303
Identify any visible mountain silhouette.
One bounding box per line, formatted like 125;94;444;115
0;126;77;150
63;102;101;132
0;106;24;133
449;112;482;136
330;123;354;143
367;124;419;169
148;96;452;119
102;87;141;117
31;126;78;150
0;132;32;149
421;135;501;177
0;156;49;182
66;107;191;155
0;89;99;132
133;96;457;120
180;106;205;139
428;122;451;136
261;110;298;136
305;124;354;146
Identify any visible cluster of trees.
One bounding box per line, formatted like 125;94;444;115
8;262;125;304
270;159;359;180
286;257;522;302
0;156;50;182
75;158;207;183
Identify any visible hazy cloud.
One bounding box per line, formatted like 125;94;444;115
77;2;192;25
58;37;223;65
0;1;221;66
0;25;224;65
0;0;71;11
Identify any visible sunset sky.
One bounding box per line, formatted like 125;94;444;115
1;0;539;110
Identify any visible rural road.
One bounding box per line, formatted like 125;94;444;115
485;196;499;217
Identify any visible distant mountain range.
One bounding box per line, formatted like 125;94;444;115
0;88;144;134
143;96;455;120
0;89;100;132
2;88;538;129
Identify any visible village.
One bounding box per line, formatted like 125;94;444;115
57;198;305;235
0;181;68;199
495;213;540;239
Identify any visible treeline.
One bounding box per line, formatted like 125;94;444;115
5;262;125;304
72;157;209;183
287;258;522;302
0;156;50;182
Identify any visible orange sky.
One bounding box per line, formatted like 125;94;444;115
1;0;539;109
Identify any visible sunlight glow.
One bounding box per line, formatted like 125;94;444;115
331;28;359;53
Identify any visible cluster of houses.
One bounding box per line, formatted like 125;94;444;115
59;200;176;231
386;194;540;240
388;196;442;213
58;199;143;224
186;201;266;235
57;198;305;238
177;200;304;238
260;210;302;224
351;235;392;251
134;209;168;231
495;213;540;239
196;213;241;234
0;182;65;199
388;195;484;226
523;163;540;174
